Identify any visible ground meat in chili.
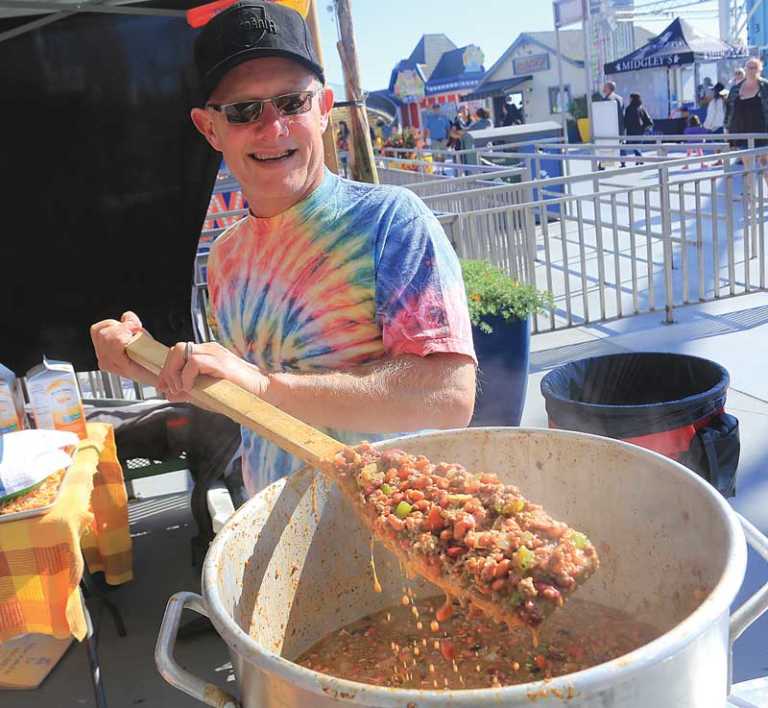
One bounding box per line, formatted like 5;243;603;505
333;444;599;628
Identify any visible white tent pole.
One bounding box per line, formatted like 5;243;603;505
554;4;569;139
553;1;572;189
583;0;596;137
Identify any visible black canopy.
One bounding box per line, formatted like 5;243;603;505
1;3;219;372
605;18;746;75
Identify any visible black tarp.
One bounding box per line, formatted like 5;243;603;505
604;17;746;75
0;3;219;373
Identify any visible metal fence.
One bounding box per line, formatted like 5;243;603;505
74;136;768;397
187;138;768;342
470;146;768;335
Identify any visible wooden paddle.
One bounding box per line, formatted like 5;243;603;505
124;332;599;630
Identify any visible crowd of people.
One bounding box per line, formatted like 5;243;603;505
598;58;768;172
337;58;768;179
338;100;518;161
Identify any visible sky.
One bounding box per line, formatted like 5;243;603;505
315;0;721;92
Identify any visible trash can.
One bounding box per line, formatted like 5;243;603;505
540;353;740;497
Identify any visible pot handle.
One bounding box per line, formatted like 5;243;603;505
730;514;768;643
155;591;241;708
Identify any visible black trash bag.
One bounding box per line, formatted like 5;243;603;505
541;353;739;497
541;353;729;438
679;413;740;498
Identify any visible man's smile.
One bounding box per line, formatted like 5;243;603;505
249;149;298;163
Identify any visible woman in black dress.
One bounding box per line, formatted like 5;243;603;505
725;57;768;189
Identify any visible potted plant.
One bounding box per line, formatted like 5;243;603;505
569;95;590;143
461;259;553;427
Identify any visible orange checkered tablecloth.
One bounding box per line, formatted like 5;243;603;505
0;423;133;642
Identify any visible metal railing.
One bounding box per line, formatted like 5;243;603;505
189;137;768;343
448;145;768;335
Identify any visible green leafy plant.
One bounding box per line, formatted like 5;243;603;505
461;259;553;334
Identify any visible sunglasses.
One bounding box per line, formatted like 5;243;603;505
207;89;321;125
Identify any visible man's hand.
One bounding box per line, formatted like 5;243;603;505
90;311;158;385
156;341;270;402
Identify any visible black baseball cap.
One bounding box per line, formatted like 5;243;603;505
194;1;325;102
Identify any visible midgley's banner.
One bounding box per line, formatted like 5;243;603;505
605;51;696;74
604;17;746;76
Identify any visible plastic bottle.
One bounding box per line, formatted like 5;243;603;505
0;363;25;434
26;358;87;439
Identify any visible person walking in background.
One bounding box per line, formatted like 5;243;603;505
447;105;470;151
503;95;524;126
731;67;746;86
683;115;708;169
424;103;452;156
622;93;653;166
598;81;624;170
337;120;350;151
455;105;471;129
704;82;728;165
725;57;768;190
336;120;351;176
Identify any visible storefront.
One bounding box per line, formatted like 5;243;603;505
382;36;486;131
465;31;588;124
419;45;485;123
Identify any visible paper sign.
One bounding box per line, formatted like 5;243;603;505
554;0;583;28
0;634;73;689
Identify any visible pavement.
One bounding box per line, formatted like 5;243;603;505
3;293;768;706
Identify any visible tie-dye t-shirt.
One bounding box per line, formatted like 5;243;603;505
207;169;476;497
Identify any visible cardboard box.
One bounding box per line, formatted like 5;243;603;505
0;634;73;689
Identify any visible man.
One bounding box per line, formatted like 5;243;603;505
598;81;624;170
731;67;746;86
502;96;523;127
90;2;477;498
424;103;451;153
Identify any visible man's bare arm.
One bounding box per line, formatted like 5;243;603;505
263;353;476;433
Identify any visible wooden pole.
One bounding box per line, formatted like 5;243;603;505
335;0;378;184
306;0;340;174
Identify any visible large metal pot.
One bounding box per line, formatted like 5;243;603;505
155;428;768;707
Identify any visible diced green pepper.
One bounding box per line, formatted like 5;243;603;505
514;546;535;571
394;501;413;519
508;590;523;606
380;483;393;496
570;531;589;549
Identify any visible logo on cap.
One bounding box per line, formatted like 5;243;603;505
237;5;278;43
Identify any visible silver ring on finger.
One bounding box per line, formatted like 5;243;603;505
184;341;193;364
